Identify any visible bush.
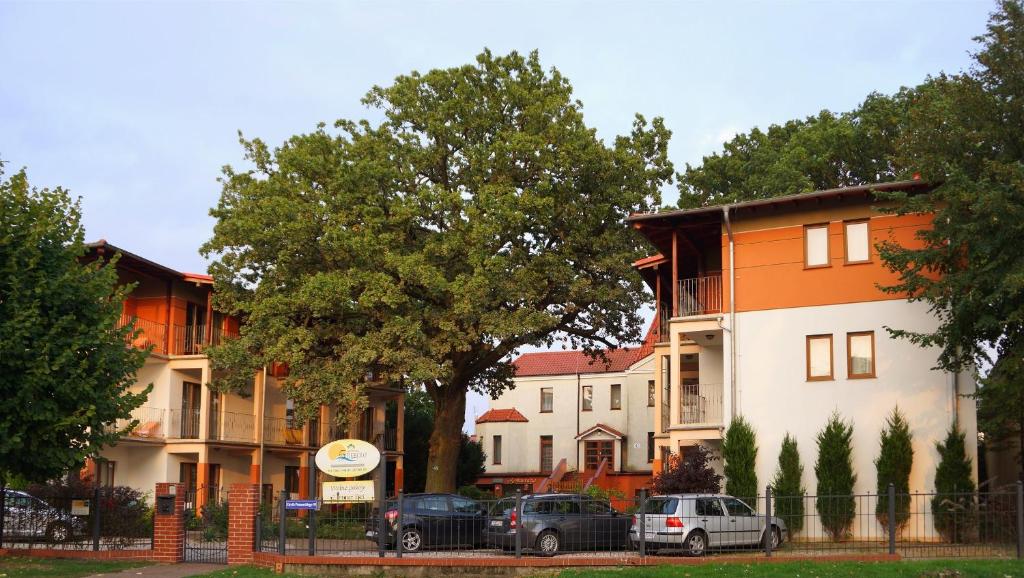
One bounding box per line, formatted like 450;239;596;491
772;433;806;536
932;422;976;543
652;444;722;495
815;412;857;541
456;485;495;501
723;416;758;502
874;407;914;533
26;477;152;548
456;434;487;488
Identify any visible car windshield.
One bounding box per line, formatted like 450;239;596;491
490;498;515;516
641;497;678;515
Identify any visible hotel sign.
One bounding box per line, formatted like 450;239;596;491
322;480;375;503
315;438;381;478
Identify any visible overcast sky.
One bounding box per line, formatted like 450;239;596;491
0;0;993;431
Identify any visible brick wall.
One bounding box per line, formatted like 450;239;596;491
152;482;184;564
227;483;259;565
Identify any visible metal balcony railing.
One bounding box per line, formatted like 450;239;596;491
263;416;305;445
209;410;256;442
168;408;201;439
105;406;167;438
678;382;724;426
677;272;723;317
117;314;167;353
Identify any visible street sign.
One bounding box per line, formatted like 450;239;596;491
284;499;320;511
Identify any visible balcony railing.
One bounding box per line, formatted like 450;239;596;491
168;408;201;439
677;273;723;317
117;315;167;353
361;427;399;452
263;416;305;445
210;410;256;442
106;406;167;439
678;382;723;426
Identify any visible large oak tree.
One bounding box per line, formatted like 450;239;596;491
202;50;673;491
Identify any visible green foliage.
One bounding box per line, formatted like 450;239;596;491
456;433;487;489
26;477;153;547
722;416;758;502
932;423;976;543
0;164;148;484
652;444;722;495
456;485;495;501
201;49;674;492
771;433;806;535
874;408;914;533
815;412;857;541
401;388;435;493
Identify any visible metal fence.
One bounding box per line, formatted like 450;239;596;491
0;485;153;551
253;485;1024;559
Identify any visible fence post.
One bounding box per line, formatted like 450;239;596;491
278;489;287;555
764;485;772;557
91;484;102;551
887;483;896;555
307;454;316;557
396;490;404;558
1016;480;1023;559
514;490;522;559
254;511;262;553
0;480;6;549
638;489;647;558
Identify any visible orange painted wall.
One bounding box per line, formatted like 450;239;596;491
720;212;933;313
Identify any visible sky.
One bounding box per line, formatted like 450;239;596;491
0;0;994;432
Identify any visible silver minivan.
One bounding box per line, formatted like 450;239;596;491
628;494;786;556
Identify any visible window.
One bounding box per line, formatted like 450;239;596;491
284;465;300;496
451;497;480;513
540;436;553;473
610;384;622;410
647;380;655;407
848;331;876;378
207;464;222;503
696;498;725;517
418;496;451;512
584;500;612;514
806;334;834;381
804;223;830;268
581;385;593;411
844;220;871;264
584;440;614;471
540;387;553;413
97;460;115;488
647;432;655;463
641;497;678;515
723;497;754;516
493;435;502;465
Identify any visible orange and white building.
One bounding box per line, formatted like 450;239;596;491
82;241;405;508
628;180;977;498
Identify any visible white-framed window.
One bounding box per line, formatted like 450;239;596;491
847;331;876;378
493;435;502;464
582;385;593;411
648;380;655;407
610;384;622;410
806;334;834;381
844;220;871;264
805;223;830;268
540;387;553;413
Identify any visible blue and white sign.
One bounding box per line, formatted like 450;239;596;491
284;499;320;511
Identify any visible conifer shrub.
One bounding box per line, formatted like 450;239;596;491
722;416;758;502
772;433;806;535
874;407;914;533
932;422;976;543
815;412;857;541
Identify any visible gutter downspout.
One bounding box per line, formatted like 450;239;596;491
576;372;581;469
722;206;737;420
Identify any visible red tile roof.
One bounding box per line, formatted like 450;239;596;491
512;320;658;378
476;408;529;424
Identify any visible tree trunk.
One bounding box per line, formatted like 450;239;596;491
425;386;466;493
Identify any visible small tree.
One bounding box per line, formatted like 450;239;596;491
874;407;914;533
455;433;486;489
652;445;722;495
815;412;857;541
772;433;806;535
932;422;975;543
722;416;758;502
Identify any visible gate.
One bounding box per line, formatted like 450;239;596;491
183;485;228;563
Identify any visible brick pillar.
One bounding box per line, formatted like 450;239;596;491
153;483;185;563
227;483;260;565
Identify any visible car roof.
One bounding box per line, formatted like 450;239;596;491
652;494;730;498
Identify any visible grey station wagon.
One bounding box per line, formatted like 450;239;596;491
486;493;631;555
629;494;786;556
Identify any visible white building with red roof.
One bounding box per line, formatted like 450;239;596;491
474;331;658;496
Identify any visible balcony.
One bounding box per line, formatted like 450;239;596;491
117;315;167;353
209;410;256;442
678;382;723;427
677;273;722;317
117;316;240;355
168;408;201;439
263;416;305;445
107;406;167;439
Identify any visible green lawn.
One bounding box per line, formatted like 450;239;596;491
0;556;149;577
187;567;301;578
553;559;1024;578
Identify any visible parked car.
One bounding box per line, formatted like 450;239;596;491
485;493;631;555
2;489;85;543
628;494;786;556
365;493;488;552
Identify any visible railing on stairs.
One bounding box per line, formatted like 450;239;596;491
535;458;567;493
582;458;608;492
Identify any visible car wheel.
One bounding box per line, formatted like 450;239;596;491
536;530;560;556
401;527;422;553
684;530;707;556
46;522;70;543
762;526;782;550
